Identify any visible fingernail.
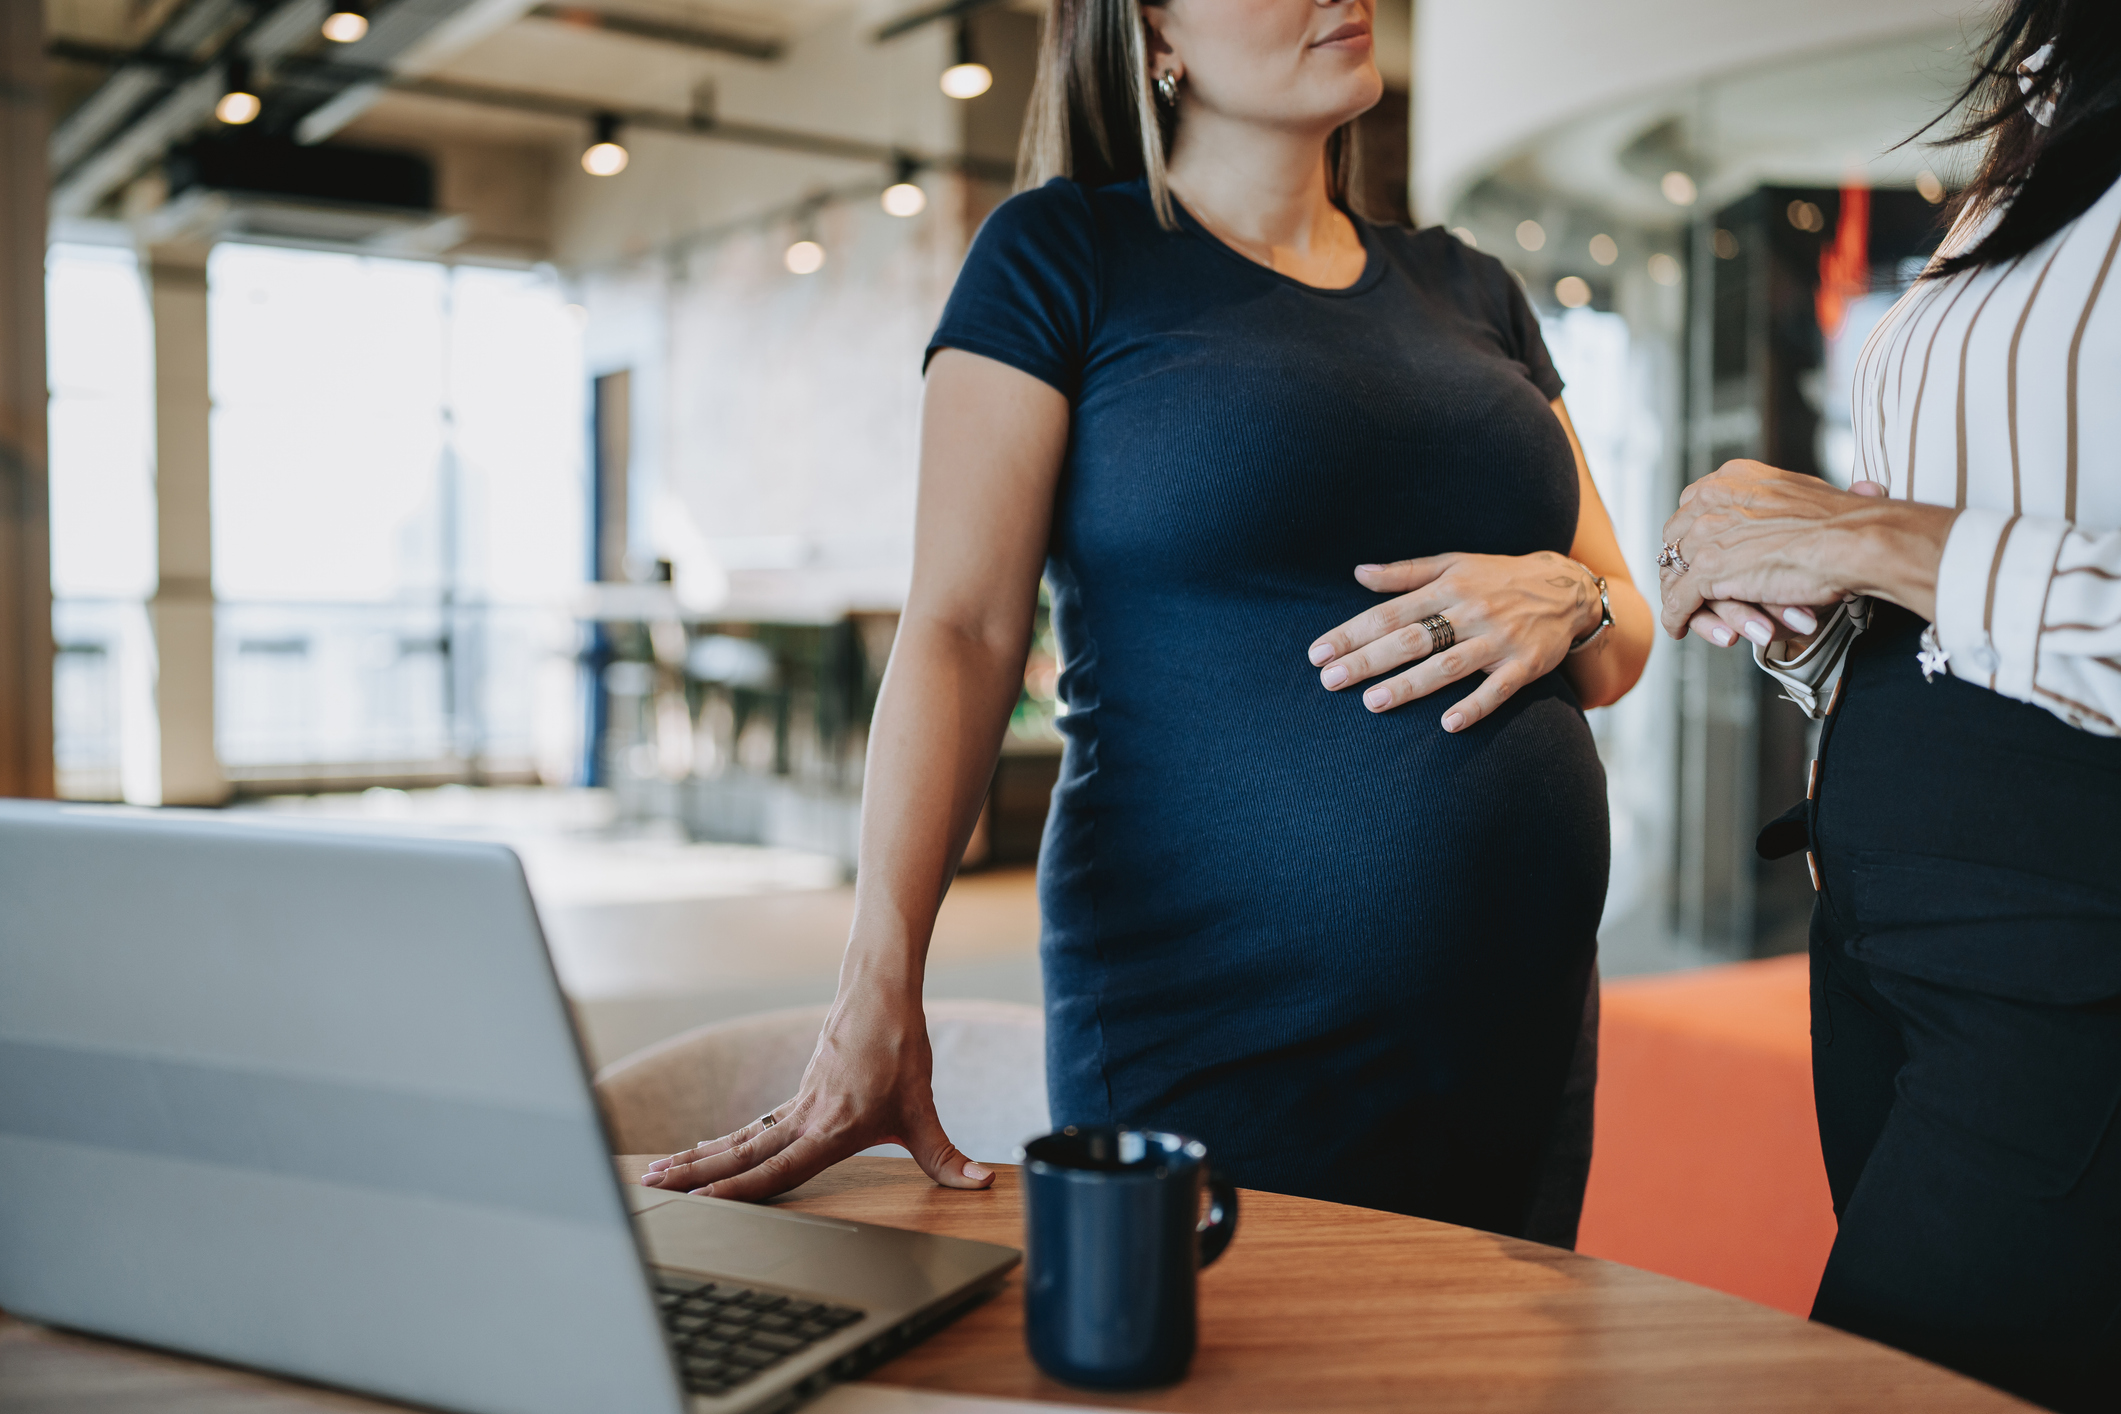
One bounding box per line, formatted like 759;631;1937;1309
1355;564;1382;575
1363;687;1389;710
1711;626;1734;646
647;1158;670;1171
640;1172;662;1185
690;1186;713;1197
1443;712;1465;732
1744;622;1772;646
963;1161;992;1181
1308;642;1334;665
1782;607;1817;633
1321;665;1348;689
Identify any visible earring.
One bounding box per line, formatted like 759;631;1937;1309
1154;70;1179;107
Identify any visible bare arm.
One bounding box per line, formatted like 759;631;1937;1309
1308;396;1651;726
1552;398;1654;709
642;350;1068;1201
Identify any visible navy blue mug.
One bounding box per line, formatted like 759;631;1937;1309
1020;1127;1238;1389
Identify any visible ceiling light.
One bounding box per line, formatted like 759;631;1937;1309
582;113;629;176
941;62;992;99
1712;228;1740;259
784;239;825;274
882;182;926;217
1660;170;1698;206
881;155;925;217
941;20;991;99
1648;253;1683;287
1555;276;1592;308
215;57;261;125
1915;169;1945;204
321;0;368;43
1515;219;1545;252
1588;234;1618;266
1449;226;1477;247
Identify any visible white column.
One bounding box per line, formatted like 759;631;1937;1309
0;0;55;800
143;242;226;806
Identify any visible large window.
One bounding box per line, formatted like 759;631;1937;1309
47;244;156;801
47;242;588;797
208;246;587;782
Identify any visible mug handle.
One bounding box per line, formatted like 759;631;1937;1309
1197;1170;1238;1269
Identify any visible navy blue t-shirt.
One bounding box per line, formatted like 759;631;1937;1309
927;179;1607;1232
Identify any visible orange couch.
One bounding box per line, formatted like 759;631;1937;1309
1577;955;1839;1316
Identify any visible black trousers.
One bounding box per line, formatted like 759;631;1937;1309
1803;605;2121;1412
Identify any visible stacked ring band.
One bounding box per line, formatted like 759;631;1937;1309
1656;542;1690;574
1420;613;1456;655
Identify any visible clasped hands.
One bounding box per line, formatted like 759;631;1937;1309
1653;459;1954;650
1305;550;1604;730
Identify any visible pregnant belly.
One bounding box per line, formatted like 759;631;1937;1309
1040;669;1609;1014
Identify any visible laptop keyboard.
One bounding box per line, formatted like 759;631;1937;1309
654;1273;866;1398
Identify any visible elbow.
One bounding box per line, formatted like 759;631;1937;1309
902;604;1033;666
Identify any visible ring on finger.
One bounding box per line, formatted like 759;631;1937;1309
1419;613;1456;655
757;1112;778;1128
1656;541;1690;574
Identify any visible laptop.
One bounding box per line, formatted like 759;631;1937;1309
0;801;1019;1414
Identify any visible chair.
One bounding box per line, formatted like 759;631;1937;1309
594;1000;1048;1165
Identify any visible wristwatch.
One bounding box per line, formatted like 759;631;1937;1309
1567;573;1612;656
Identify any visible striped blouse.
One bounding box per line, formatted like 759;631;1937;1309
1850;171;2121;736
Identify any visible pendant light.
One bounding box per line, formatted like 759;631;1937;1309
880;154;925;217
582;113;629;176
215;56;261;125
939;19;991;100
321;0;369;43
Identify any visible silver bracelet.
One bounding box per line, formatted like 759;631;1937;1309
1567;573;1612;655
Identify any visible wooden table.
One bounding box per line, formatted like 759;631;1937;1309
0;1157;2031;1413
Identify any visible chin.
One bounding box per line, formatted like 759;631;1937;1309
1319;69;1385;126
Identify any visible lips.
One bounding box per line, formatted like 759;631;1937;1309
1311;21;1371;47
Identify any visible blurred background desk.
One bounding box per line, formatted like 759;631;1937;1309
0;1157;2026;1413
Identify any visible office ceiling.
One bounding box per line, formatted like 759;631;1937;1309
43;0;1031;220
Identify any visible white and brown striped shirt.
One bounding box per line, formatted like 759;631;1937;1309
1850;171;2121;736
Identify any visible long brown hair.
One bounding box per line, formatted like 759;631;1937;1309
1921;0;2121;276
1015;0;1359;229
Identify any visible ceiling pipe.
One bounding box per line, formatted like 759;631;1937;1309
526;6;782;62
871;0;1007;44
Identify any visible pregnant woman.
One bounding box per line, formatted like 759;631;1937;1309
644;0;1651;1239
1659;3;2121;1405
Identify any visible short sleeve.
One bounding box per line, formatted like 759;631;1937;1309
925;179;1101;400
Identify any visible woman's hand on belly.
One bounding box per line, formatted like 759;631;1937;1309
1307;550;1606;731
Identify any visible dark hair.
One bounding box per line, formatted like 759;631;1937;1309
1017;0;1356;229
1924;0;2121;277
